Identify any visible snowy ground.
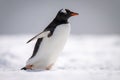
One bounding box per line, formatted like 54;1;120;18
0;35;120;80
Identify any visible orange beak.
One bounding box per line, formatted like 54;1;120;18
71;12;79;16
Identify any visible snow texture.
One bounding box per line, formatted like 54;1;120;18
0;35;120;80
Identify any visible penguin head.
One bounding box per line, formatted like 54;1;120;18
55;9;79;22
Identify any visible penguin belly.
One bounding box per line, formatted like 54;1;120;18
27;23;71;70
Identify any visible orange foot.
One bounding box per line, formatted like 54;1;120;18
46;64;53;70
26;65;33;70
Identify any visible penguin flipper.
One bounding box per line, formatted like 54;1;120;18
27;31;50;43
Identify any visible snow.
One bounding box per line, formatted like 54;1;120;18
0;35;120;80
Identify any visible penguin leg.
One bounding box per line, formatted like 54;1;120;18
46;64;54;70
26;65;33;69
21;65;33;70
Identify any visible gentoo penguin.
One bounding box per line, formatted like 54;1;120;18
21;9;78;70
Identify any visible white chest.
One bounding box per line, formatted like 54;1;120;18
51;23;71;41
41;23;71;55
43;23;71;53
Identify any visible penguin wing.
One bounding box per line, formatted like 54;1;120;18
27;31;50;43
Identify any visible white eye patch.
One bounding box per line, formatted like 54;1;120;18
61;9;67;14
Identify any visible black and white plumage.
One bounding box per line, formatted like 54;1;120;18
21;9;78;70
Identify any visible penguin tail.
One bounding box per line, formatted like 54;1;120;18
21;67;27;70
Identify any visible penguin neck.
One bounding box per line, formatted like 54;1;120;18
44;18;69;37
53;18;68;25
44;18;69;31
